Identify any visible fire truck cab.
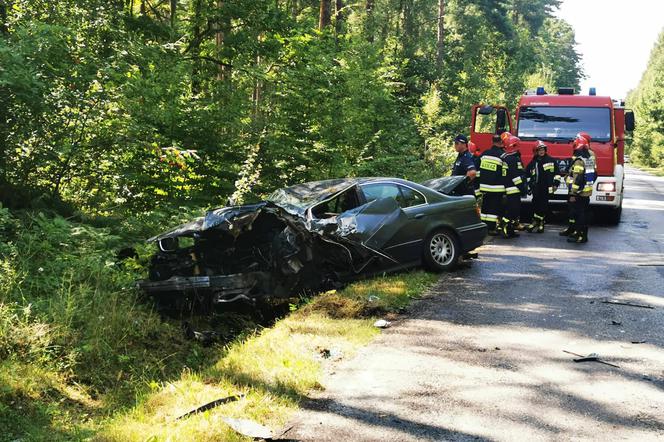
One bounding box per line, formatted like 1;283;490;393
469;87;635;224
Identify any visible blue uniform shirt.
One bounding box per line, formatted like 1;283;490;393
452;150;476;176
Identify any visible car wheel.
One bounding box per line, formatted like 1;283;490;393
423;229;459;272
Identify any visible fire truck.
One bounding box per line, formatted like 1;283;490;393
469;87;635;224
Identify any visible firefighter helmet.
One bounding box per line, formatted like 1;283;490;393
468;141;480;156
534;140;547;153
500;131;512;146
573;132;590;151
505;136;520;153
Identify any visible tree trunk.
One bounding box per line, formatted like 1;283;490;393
191;0;202;94
140;0;146;15
319;0;331;30
436;0;444;71
365;0;374;42
0;1;8;35
215;0;227;81
170;0;177;28
402;0;414;56
335;0;344;35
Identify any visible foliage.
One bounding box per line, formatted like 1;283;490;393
627;28;664;167
0;0;582;212
0;1;583;439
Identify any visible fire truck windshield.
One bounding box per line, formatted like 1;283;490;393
517;106;611;142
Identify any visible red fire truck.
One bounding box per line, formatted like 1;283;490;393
469;87;635;224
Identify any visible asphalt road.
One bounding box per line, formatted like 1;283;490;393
283;166;664;441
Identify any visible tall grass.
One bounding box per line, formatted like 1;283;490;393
0;205;439;441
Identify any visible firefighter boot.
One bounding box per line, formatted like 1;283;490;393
510;221;521;237
567;230;580;243
574;227;588;244
527;216;542;233
559;222;575;236
536;217;545;234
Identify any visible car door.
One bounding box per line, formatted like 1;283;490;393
357;182;428;263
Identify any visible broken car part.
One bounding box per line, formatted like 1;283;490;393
563;350;620;368
138;178;486;313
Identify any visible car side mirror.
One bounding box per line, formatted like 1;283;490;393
478;105;494;115
625;111;635;132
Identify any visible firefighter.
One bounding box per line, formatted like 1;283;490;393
501;135;526;238
525;140;556;233
478;134;507;235
451;134;477;196
468;141;482;198
562;133;595;243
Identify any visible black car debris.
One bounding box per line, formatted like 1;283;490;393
138;177;486;311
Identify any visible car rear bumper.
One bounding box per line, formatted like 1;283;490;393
457;222;487;252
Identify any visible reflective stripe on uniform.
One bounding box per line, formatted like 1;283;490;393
543;163;554;172
506;186;521;195
573;165;584;173
480;184;505;192
481;213;498;221
481;155;503;164
512;176;523;185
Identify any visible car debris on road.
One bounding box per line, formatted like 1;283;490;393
563;350;620;368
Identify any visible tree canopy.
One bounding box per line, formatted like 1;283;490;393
0;0;583;214
627;28;664;167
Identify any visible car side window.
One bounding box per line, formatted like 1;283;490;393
311;186;362;219
361;183;425;208
398;185;426;208
361;183;401;205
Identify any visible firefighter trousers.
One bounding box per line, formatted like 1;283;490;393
569;196;589;231
503;194;521;223
481;192;504;231
532;188;549;219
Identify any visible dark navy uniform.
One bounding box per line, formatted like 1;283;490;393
525;153;556;232
451;150;477;196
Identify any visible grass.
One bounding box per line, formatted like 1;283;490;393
635;164;664;177
0;205;440;441
96;271;439;442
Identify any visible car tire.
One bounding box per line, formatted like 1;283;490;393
423;229;459;272
606;206;622;225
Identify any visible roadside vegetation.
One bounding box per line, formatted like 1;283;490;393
0;206;437;440
627;28;664;169
1;0;582;439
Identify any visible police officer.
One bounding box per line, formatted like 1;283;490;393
525;140;557;233
562;133;595;243
451;134;477;196
478;134;507;235
501;135;526;238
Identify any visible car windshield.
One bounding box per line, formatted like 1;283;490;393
268;179;357;211
517;106;611;142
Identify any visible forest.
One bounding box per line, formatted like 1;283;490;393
0;1;583;440
628;28;664;169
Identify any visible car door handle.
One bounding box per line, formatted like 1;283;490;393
414;213;426;219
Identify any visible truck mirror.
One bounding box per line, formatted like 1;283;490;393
478;105;494;115
625;111;635;131
496;108;507;132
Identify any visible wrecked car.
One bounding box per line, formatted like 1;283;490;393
138;177;486;311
